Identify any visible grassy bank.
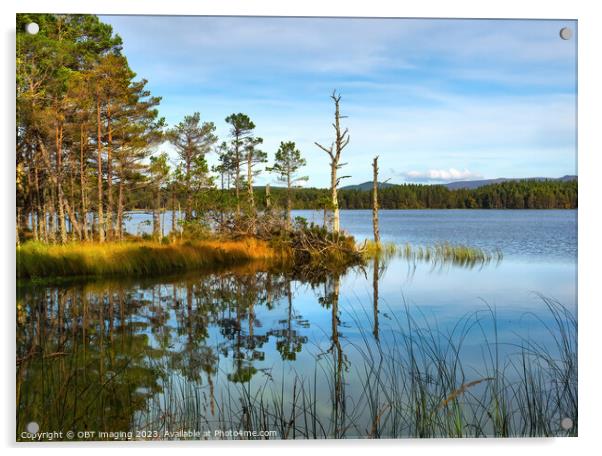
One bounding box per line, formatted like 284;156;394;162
16;238;281;279
16;236;501;280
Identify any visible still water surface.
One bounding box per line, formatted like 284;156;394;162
17;210;577;439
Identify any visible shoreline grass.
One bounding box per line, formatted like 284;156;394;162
16;238;282;280
363;240;503;267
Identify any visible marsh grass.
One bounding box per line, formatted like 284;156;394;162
363;240;503;268
133;297;576;439
16;238;280;279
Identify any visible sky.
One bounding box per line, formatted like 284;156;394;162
100;16;577;188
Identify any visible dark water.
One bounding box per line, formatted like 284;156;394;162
17;210;577;440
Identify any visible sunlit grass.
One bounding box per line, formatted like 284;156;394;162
362;240;503;267
16;238;279;279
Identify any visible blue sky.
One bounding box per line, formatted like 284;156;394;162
100;16;577;187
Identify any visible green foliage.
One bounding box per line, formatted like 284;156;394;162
225;113;255;138
238;179;577;211
167;112;217;222
149;152;170;185
339;179;578;210
223;112;264;212
267;141;308;187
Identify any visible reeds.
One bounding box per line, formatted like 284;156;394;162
363;240;503;268
132;297;576;439
16;238;279;279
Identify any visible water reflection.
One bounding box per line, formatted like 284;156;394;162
16;255;576;440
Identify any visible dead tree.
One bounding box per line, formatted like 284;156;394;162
372;156;380;245
265;183;271;211
315;91;350;233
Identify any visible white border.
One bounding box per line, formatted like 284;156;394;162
3;1;601;455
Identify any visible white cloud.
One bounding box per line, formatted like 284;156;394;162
99;16;577;187
402;168;483;182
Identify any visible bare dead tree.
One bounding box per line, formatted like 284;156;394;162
372;156;380;245
315;90;350;233
265;183;271;211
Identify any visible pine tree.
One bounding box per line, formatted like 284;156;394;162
225;113;257;217
267;141;308;227
167;113;217;223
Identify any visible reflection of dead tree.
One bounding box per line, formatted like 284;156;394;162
317;274;347;437
372;256;379;341
330;276;345;437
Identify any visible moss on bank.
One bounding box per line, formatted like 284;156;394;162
17;238;282;280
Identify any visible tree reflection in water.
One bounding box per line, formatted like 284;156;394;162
16;257;577;440
16;268;312;438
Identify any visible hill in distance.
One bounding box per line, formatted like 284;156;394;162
340;176;576;191
339;181;397;191
443;175;577;190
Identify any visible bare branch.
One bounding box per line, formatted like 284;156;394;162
340;136;351;150
314;141;334;159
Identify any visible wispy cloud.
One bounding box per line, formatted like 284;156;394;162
401;168;483;183
100;16;577;187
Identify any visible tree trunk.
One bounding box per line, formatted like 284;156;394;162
33;163;45;243
16;207;21;246
106;103;114;240
178;201;182;239
372;156;380;245
25;155;38;242
286;175;292;229
315;91;349;234
265;183;271;211
234;139;241;217
117;179;124;240
96;93;105;242
185;159;192;223
80;123;89;240
171;189;176;239
69;165;78;240
55;125;67;244
152;187;161;240
247;153;255;213
330;164;340;232
61;197;82;240
47;187;57;243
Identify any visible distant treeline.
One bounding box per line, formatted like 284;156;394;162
129;179;577;211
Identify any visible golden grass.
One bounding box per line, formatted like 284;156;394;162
17;238;280;279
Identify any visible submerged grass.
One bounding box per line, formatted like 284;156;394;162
363;240;503;268
16;238;281;279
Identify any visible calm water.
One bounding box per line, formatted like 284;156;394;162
17;210;577;439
